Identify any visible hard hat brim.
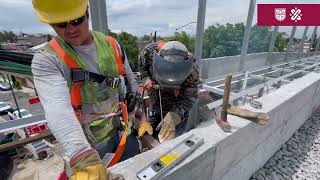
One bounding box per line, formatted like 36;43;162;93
34;2;88;24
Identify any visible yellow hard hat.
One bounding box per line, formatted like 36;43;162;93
32;0;88;24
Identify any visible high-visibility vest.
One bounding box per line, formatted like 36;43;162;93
45;32;128;167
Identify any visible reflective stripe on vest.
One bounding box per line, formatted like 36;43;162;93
48;35;128;167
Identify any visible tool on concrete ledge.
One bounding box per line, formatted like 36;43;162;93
227;106;270;125
136;134;203;180
214;74;232;132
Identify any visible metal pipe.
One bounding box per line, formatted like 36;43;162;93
186;0;207;131
207;61;320;110
284;26;297;62
7;75;21;118
89;0;109;35
266;26;279;66
298;26;309;59
238;0;256;72
194;0;207;70
308;26;318;56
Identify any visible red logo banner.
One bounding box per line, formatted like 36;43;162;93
258;4;320;26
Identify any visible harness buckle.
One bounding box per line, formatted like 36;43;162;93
112;78;120;88
71;68;85;82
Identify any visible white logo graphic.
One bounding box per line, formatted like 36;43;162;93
290;7;302;22
274;8;286;22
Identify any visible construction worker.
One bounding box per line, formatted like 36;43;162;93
31;0;139;179
138;40;200;143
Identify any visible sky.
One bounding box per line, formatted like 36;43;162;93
0;0;319;38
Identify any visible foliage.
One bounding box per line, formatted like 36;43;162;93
14;80;22;90
116;32;140;72
203;23;245;58
0;31;17;43
164;31;195;53
202;23;288;58
139;35;151;42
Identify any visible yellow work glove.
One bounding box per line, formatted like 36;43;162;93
156;112;181;143
70;149;124;180
138;120;153;137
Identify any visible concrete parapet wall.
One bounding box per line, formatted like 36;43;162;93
201;52;308;79
110;72;320;180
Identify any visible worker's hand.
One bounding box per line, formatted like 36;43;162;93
138;120;153;137
143;78;154;91
70;149;124;180
156;112;181;143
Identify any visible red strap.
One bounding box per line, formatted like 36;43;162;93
108;102;129;167
49;38;82;121
107;36;125;76
174;88;180;97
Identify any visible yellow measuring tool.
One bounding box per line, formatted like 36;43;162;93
137;134;204;180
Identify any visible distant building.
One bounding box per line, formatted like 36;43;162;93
16;34;48;47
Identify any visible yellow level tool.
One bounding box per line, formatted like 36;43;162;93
136;134;204;180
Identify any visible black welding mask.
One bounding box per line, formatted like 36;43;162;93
152;41;193;88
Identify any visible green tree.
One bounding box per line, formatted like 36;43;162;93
116;32;139;72
203;23;245;58
139;35;151;42
274;32;288;52
248;26;271;53
175;31;195;53
0;31;17;43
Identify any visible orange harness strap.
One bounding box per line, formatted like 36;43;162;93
49;38;82;121
107;36;125;76
106;36;129;167
108;102;129;167
49;37;128;166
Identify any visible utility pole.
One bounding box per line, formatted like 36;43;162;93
186;0;207;131
89;0;109;35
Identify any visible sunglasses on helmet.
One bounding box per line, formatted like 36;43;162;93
51;15;86;28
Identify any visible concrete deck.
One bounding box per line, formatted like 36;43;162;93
110;72;320;180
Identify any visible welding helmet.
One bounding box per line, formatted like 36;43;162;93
152;41;193;88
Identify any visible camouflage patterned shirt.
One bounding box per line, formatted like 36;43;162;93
138;41;200;119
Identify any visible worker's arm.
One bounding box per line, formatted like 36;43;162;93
116;41;138;93
171;65;200;119
32;52;91;158
138;43;154;81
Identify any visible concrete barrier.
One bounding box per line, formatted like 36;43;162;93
110;72;320;180
201;52;309;79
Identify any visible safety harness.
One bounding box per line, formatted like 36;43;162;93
48;36;128;167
